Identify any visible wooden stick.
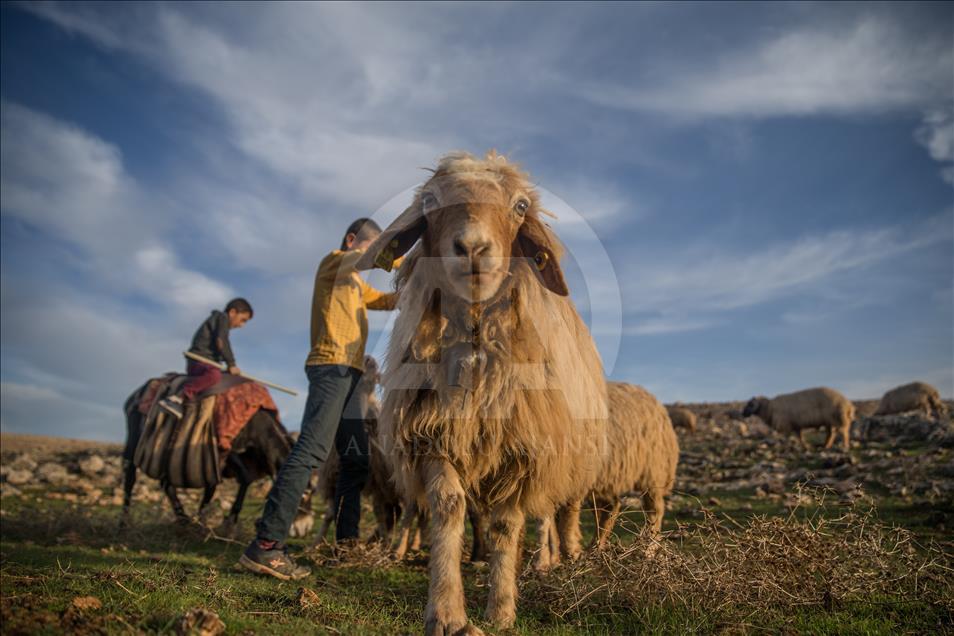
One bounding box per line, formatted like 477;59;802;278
183;351;299;396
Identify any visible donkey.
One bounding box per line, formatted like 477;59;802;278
121;381;310;533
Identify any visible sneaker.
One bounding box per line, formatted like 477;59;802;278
238;540;312;580
158;396;184;418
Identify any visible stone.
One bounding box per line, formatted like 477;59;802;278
36;462;70;486
175;608;225;636
10;454;37;472
5;469;32;486
0;483;22;498
79;455;106;476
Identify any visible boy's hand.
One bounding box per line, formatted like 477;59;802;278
228;366;241;376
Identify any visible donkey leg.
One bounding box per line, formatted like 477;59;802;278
222;454;251;533
120;459;137;529
197;484;218;527
161;479;189;523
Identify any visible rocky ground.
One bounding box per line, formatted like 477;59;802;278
2;403;953;531
1;403;952;634
664;402;954;543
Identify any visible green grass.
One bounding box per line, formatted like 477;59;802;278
2;489;951;635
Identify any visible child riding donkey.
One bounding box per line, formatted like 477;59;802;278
159;298;253;419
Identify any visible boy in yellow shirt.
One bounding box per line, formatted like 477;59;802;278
240;218;397;580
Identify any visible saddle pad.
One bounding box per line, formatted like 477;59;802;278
133;378;221;489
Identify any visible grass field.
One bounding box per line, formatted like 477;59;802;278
2;416;953;634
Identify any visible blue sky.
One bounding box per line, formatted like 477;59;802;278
1;1;951;441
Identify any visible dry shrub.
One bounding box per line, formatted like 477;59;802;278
525;492;953;627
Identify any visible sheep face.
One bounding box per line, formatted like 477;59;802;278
743;396;769;420
424;192;523;303
357;152;569;302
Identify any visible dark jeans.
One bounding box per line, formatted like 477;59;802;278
256;364;364;543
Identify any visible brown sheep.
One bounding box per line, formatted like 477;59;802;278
538;382;679;570
874;381;948;419
666;404;697;432
357;151;608;634
743;387;855;450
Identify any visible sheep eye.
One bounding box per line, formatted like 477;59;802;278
421;193;438;211
513;199;529;216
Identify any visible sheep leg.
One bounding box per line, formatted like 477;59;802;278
533;516;553;572
547;515;561;566
484;504;525;629
422;461;476;636
841;423;851;451
391;501;416;559
797;429;810;450
594;499;622;549
643;488;666;537
411;507;428;551
370;493;389;543
468;505;488;563
314;507;334;546
556;500;583;561
823;425;837;449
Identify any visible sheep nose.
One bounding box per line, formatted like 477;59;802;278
453;235;491;259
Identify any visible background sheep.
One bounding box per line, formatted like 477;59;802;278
539;383;679;570
357;151;608;634
874;381;948;419
666;404;697;432
743;387;855;450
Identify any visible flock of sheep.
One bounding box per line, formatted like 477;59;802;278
302;152;947;635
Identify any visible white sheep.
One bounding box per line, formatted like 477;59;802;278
875;381;948;419
743;387;855;450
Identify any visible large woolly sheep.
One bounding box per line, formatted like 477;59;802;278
743;387;855;450
538;382;679;569
357;151;608;634
666;404;697;432
874;382;948;419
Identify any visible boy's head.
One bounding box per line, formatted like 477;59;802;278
224;298;253;329
341;218;382;251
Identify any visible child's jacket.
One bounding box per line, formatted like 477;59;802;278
306;249;397;371
189;310;236;368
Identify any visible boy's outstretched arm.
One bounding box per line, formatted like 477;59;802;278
361;281;399;310
214;312;238;371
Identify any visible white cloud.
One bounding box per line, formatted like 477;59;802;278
583;17;952;118
915;107;954;184
134;245;232;312
543;178;637;227
621;213;951;320
622;315;713;336
0;101;232;314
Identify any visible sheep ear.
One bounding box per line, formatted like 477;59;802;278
515;215;568;296
356;203;427;271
